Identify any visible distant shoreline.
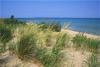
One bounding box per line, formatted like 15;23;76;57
0;18;100;19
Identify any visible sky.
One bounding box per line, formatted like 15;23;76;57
0;0;100;18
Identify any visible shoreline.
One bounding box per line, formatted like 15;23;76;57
62;29;100;39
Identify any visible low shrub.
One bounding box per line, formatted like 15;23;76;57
38;21;61;32
0;24;12;46
50;22;61;32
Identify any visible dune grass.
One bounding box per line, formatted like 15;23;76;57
0;24;12;44
83;53;100;67
6;22;70;67
16;34;37;60
8;41;16;55
0;42;4;53
37;21;61;32
73;33;100;53
0;17;26;52
0;24;13;52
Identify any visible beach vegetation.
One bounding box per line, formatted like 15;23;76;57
0;24;12;51
7;22;70;67
83;53;100;67
73;33;100;53
0;42;4;53
38;21;61;32
10;15;14;20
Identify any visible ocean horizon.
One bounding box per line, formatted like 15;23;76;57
15;18;100;35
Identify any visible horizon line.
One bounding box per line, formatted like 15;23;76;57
1;17;100;19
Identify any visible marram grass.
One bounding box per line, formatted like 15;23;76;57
73;33;100;53
83;53;100;67
10;22;70;67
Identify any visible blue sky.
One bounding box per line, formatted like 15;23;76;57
0;0;100;18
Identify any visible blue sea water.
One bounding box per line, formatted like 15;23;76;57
15;18;100;35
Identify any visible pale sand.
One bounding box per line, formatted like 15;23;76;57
0;51;41;67
61;29;100;39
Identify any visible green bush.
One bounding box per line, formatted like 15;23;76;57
4;19;26;25
38;21;61;32
3;15;26;25
0;24;12;45
49;22;61;32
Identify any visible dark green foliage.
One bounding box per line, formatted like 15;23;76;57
50;22;61;32
3;15;26;26
4;19;26;25
0;24;12;51
10;15;14;19
38;21;49;30
38;21;61;32
0;24;12;44
73;33;100;52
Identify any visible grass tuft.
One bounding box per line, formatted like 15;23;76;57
73;33;100;53
83;53;100;67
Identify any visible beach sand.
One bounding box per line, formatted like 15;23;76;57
62;29;100;39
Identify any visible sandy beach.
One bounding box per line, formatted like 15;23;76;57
62;29;100;39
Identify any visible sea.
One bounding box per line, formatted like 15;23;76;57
15;18;100;35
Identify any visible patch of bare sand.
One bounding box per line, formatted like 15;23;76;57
0;51;41;67
63;48;92;67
